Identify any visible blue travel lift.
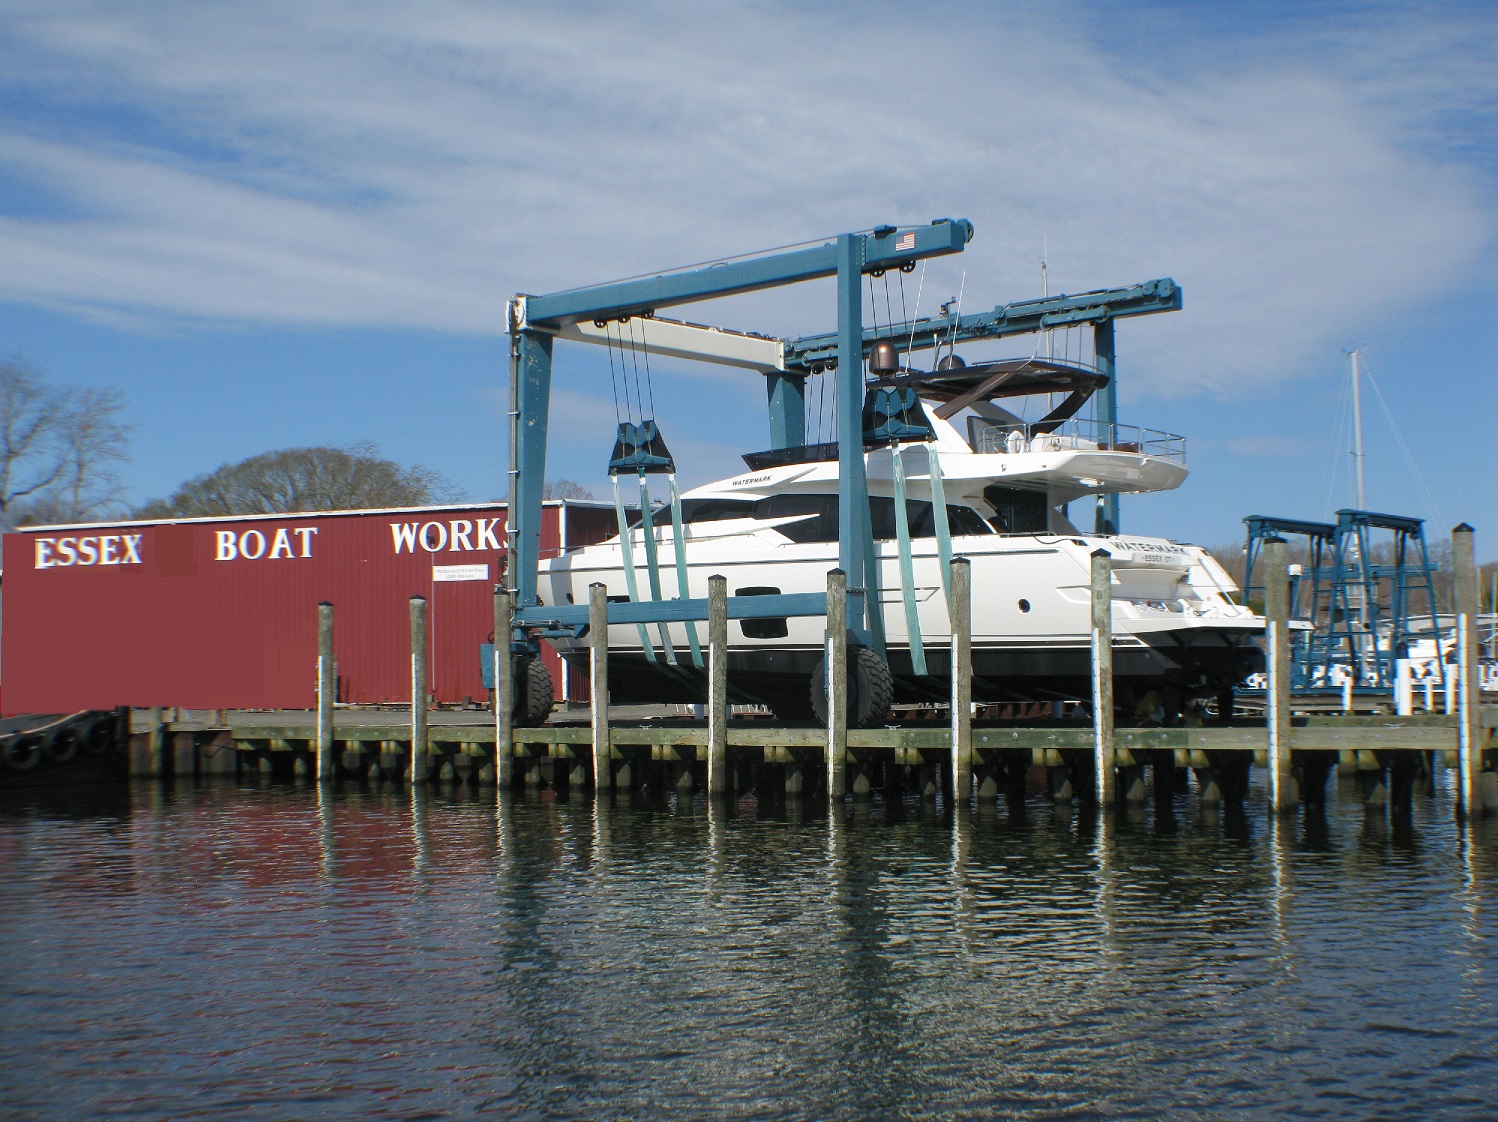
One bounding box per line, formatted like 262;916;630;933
503;220;1182;698
1243;510;1444;692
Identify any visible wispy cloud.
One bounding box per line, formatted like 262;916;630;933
0;0;1494;402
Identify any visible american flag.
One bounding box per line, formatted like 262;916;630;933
895;231;916;252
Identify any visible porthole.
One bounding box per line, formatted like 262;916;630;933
1018;598;1031;613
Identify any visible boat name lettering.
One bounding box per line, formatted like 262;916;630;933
732;475;772;487
34;534;144;569
216;527;318;561
390;518;504;554
1114;540;1186;555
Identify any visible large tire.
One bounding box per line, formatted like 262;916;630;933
514;658;554;727
810;648;894;729
2;736;42;773
43;728;79;764
82;718;114;755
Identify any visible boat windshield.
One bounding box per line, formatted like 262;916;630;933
675;495;993;543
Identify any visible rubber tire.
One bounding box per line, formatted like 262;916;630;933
810;648;895;729
43;728;79;764
513;658;554;727
83;719;114;755
2;736;42;773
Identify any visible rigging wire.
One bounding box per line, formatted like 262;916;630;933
603;319;623;427
633;316;659;422
1366;368;1445;526
906;261;927;359
622;317;646;424
1315;369;1352;520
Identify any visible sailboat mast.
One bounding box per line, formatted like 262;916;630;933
1041;239;1052;360
1349;349;1366;509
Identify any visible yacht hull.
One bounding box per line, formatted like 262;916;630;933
542;531;1263;715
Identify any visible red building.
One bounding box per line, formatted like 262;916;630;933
1;500;618;714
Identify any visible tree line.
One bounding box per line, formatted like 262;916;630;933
1;359;596;530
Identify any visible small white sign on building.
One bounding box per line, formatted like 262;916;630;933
432;563;490;583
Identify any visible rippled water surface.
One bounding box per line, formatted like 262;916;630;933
4;777;1498;1120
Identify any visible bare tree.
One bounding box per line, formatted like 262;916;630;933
0;360;131;527
136;443;464;518
542;478;595;500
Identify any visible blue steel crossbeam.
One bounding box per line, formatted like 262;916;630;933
781;278;1181;368
517;221;972;327
506;220;974;650
783;278;1180;535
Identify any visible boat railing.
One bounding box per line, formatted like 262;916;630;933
972;417;1187;464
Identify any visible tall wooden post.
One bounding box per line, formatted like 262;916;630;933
826;568;849;802
1090;549;1115;806
707;575;730;797
589;582;611;792
1453;523;1481;818
493;586;513;790
949;558;972;806
1263;538;1295;813
316;601;335;782
410;595;429;784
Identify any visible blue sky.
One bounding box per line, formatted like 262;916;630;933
0;0;1494;551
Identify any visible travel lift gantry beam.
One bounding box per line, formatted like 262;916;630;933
505;221;1182;655
506;220;974;651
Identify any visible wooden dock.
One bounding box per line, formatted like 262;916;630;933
125;524;1498;818
130;705;1497;814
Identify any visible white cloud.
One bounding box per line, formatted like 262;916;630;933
0;0;1493;402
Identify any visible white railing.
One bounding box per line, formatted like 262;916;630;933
973;417;1187;464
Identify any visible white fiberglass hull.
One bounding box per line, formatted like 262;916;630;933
541;527;1263;715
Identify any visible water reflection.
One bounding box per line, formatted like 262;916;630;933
2;778;1498;1119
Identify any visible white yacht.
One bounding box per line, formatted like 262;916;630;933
540;354;1263;723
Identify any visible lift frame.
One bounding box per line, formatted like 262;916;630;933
505;222;1183;655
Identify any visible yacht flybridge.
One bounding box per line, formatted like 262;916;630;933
504;219;1264;726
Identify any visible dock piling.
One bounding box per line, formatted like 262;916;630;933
588;582;611;793
707;574;729;797
410;595;428;783
316;601;334;782
826;569;849;802
1263;538;1296;813
950;557;973;806
1090;549;1116;806
494;587;514;790
1454;524;1482;818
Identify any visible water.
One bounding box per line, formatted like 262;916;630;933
3;778;1498;1120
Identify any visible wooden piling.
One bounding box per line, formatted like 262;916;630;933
1090;549;1115;806
1454;524;1481;818
410;595;428;783
588;582;611;793
1263;537;1295;813
949;557;972;806
494;586;514;790
826;568;848;801
316;601;335;783
707;574;729;796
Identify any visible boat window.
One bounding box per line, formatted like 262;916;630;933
754;494;838;544
747;494;993;543
679;499;757;523
982;485;1050;534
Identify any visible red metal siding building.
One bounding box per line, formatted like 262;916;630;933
1;500;618;715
